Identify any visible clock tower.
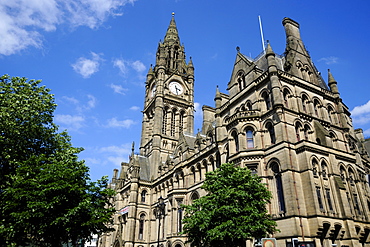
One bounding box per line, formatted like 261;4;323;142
140;13;195;178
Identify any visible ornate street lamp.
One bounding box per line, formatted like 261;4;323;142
155;196;166;247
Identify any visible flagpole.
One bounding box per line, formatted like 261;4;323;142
258;15;265;52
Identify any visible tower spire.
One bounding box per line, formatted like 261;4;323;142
164;12;180;45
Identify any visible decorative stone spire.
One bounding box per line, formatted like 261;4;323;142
155;13;186;73
265;42;274;57
328;69;340;96
282;18;328;90
164;12;180;45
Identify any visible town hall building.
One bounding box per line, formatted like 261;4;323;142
98;15;370;247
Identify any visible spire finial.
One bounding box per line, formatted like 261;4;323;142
172;12;175;17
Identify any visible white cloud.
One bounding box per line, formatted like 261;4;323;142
194;102;202;117
130;106;140;111
113;58;128;74
86;94;97;109
61;94;97;111
110;83;128;95
98;144;132;166
131;60;146;73
318;56;339;65
113;58;146;76
55;114;85;131
363;128;370;138
61;96;80;105
351;100;370;116
106;117;135;128
100;145;131;155
0;0;137;55
351;100;370;125
72;52;102;78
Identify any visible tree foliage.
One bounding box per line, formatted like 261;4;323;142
182;163;278;247
0;75;115;246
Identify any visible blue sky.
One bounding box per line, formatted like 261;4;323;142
2;0;370;181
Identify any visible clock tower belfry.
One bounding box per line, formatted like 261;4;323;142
140;13;195;178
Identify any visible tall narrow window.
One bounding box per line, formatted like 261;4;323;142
162;108;168;135
246;101;252;111
354;194;361;215
266;123;276;144
197;164;202;181
301;95;308;113
179;111;184;132
171;109;176;137
246;129;254;149
314;100;320;117
191;166;196;183
177;202;183;233
272;163;285;213
141;190;147;203
138;214;145;240
263;92;271;110
347;193;353;214
231;131;239;152
283;89;289;107
328;106;333;123
326;189;333;211
316;187;324;210
321;162;327;178
312;159;318;176
295;123;301;141
304;125;310;140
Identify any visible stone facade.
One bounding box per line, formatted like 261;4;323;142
98;15;370;247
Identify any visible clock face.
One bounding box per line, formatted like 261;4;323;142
169;81;183;95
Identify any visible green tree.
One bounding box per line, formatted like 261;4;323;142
0;75;115;246
182;163;278;247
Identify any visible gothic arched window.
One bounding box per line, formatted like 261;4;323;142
266;122;276;144
262;92;271;110
246;129;254;149
301;95;308;113
179;110;185;132
246;101;252;111
283;89;290;108
312;159;318;176
231;131;239;152
295;122;302;142
328;105;337;124
171;109;177;137
162;107;168;135
313;99;320;117
138;213;145;239
271;162;285;213
191;166;196;183
303;124;310;140
141;190;147;203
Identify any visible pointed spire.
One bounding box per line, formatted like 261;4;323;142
328;69;339;95
265;42;274;56
215;85;221;108
188;57;194;68
131;141;135;157
164;12;180;45
148;64;153;74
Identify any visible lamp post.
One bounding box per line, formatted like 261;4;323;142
155;196;166;247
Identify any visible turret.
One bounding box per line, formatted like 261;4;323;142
187;57;194;77
265;43;282;106
146;64;154;83
328;69;340;97
282;18;327;89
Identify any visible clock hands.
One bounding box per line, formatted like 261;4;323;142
175;85;180;95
